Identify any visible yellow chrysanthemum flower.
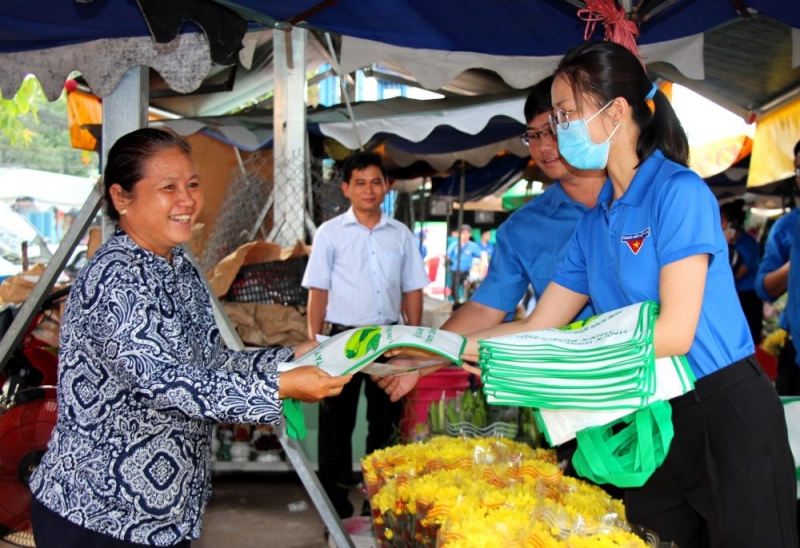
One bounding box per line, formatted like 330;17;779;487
363;437;646;547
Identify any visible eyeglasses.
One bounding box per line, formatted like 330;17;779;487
548;108;578;134
796;167;800;177
519;127;555;146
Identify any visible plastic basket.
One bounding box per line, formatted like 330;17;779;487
226;256;309;306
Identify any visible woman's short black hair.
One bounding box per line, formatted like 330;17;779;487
103;128;191;222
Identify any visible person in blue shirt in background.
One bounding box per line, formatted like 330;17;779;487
478;230;495;260
460;41;796;548
720;199;763;345
446;223;482;303
414;228;428;261
756;139;800;395
782;137;800;546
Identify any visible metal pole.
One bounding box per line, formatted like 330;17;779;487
274;29;308;246
324;33;363;151
0;183;102;373
182;249;355;548
455;163;467;303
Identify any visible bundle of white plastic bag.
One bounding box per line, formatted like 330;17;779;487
478;301;695;446
277;325;466;440
279;324;465;376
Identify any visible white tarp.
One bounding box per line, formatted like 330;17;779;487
0;168;96;211
340;34;706;92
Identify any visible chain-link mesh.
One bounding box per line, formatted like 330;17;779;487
309;160;349;227
199;150;411;273
199;150;274;273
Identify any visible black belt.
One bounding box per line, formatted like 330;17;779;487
329;321;398;335
671;355;762;408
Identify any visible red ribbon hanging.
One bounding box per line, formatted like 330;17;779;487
578;0;643;64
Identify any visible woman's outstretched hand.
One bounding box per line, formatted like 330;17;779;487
382;346;438;359
372;369;422;402
278;366;352;403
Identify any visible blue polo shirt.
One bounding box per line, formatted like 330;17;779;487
471;182;594;321
787;220;800;364
756;207;800;330
553;150;753;380
731;231;761;292
478;241;495;260
447;240;482;272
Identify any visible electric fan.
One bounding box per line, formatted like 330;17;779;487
0;387;57;547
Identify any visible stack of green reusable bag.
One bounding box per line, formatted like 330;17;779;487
478;301;696;486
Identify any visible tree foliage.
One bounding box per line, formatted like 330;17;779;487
0;76;41;146
0;76;98;176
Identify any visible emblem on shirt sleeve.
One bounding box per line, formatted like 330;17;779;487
621;227;651;255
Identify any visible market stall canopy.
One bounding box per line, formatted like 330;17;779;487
2;1;798;115
157;90;529;171
1;0;798;187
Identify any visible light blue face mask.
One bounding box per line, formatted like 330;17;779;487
556;100;620;170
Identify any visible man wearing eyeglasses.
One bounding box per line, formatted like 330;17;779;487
760;139;800;395
375;76;606;397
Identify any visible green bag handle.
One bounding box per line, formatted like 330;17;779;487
573;400;673;488
283;398;307;440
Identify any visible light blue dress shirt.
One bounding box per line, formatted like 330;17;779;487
302;208;429;327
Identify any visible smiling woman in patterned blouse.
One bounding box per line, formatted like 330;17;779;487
28;128;351;548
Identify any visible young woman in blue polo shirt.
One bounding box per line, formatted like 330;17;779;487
462;41;797;547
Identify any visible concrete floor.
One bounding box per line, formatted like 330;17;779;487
2;472;367;548
195;472;335;548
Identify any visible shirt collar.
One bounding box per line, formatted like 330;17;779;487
617;149;667;207
543;181;591;216
598;149;667;211
114;226;186;271
598;179;614;212
342;206;390;229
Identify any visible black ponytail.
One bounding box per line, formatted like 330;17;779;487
637;88;689;167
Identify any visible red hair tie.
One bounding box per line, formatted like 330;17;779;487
578;0;643;65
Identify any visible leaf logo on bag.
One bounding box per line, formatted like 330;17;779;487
344;327;382;359
556;314;599;332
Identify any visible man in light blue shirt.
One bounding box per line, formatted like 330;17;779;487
302;151;428;520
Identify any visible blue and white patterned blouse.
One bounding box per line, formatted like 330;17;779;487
30;228;293;546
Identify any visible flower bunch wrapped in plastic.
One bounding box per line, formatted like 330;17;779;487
363;436;650;548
